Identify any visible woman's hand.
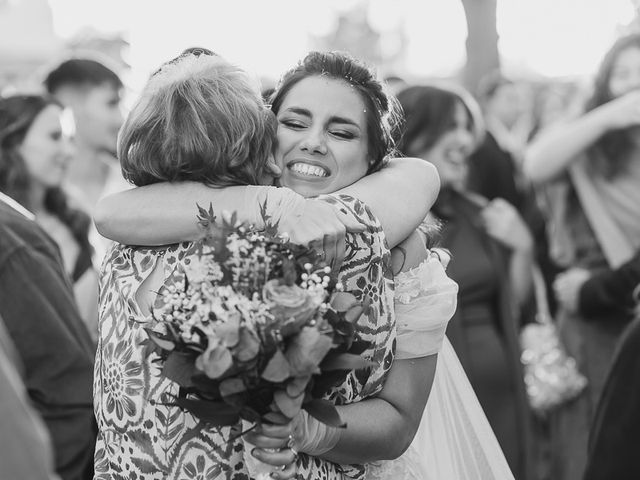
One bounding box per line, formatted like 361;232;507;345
553;268;591;313
481;198;533;253
278;200;364;273
243;415;297;479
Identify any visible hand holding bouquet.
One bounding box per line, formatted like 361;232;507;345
144;204;370;478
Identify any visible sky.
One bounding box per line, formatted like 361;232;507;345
46;0;636;96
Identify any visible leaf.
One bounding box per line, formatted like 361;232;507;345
220;378;247;397
174;397;240;425
235;328;260;362
286;375;311;397
320;353;374;371
274;389;305;418
304;399;346;428
214;315;240;348
195;345;233;379
145;329;176;352
330;292;359;312
285;327;333;377
261;349;292;382
163;352;197;387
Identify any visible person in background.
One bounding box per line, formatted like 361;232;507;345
396;83;535;480
0;189;96;480
524;32;640;480
44;57;129;269
0;94;98;340
0;313;60;480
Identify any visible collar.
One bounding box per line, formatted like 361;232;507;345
0;192;35;220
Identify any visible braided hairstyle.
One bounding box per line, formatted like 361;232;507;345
0;95;93;279
269;51;403;174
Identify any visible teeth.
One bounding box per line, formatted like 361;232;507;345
290;163;328;177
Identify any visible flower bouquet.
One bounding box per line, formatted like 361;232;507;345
143;204;370;479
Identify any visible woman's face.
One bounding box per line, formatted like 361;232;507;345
416;101;474;191
274;76;370;198
18;104;73;189
608;46;640;98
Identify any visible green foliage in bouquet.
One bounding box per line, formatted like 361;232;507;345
143;202;372;429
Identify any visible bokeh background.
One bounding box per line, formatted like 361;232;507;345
1;0;638;108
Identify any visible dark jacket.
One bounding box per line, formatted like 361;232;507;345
0;198;96;480
437;190;534;480
578;250;640;321
584;317;640;480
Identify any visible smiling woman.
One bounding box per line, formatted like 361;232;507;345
273;76;370;196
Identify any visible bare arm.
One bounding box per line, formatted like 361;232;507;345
338;157;439;247
524;90;640;183
94;157;439;249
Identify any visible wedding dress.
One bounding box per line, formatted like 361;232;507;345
367;254;515;480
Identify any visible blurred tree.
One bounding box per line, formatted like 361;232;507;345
460;0;500;95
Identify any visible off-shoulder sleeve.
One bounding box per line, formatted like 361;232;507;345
395;252;458;359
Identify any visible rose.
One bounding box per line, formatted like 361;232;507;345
263;279;321;333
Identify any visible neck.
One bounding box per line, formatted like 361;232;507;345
66;142;113;207
28;182;47;215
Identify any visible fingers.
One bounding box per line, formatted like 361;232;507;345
251;446;297;467
335;208;365;233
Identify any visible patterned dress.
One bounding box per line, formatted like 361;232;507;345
93;194;396;480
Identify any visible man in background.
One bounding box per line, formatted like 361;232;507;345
44;58;128;211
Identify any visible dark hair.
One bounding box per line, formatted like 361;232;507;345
119;49;276;187
0;95;93;275
584;33;640;178
269;51;402;173
44;58;123;94
396;84;484;156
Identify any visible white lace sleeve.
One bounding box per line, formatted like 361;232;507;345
395;252;458;360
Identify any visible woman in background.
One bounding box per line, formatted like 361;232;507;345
0;95;98;340
525;32;640;480
396;83;535;480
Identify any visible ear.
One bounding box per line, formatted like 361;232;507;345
266;154;282;178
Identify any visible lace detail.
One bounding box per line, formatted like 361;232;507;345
394;254;458;360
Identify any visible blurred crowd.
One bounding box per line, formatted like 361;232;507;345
1;31;640;480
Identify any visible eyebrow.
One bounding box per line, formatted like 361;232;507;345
283;107;362;130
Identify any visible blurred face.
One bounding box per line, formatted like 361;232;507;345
18;104;73;188
488;82;527;128
275;76;370;198
608;46;640;98
72;83;123;155
417;101;474;190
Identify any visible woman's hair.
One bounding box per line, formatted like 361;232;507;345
119;48;276;187
396;84;484;157
0;94;93;274
269;51;403;173
584;32;640;178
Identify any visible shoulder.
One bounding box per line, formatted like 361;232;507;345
0;205;59;265
317;193;382;230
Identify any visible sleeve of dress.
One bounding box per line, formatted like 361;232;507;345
395;252;459;360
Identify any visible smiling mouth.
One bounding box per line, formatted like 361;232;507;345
287;162;330;178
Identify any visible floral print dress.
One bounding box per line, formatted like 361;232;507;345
93;194;396;480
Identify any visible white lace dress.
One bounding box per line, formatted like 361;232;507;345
366;254;515;480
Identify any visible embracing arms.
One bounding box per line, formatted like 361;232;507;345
94;157;439;250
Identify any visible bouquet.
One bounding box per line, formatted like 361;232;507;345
144;204;370;478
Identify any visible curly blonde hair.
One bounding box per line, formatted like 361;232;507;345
119;50;276;187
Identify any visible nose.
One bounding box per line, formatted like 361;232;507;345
299;127;327;155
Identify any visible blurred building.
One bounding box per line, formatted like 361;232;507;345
0;0;63;93
0;0;129;95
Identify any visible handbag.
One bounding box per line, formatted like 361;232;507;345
520;266;588;416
